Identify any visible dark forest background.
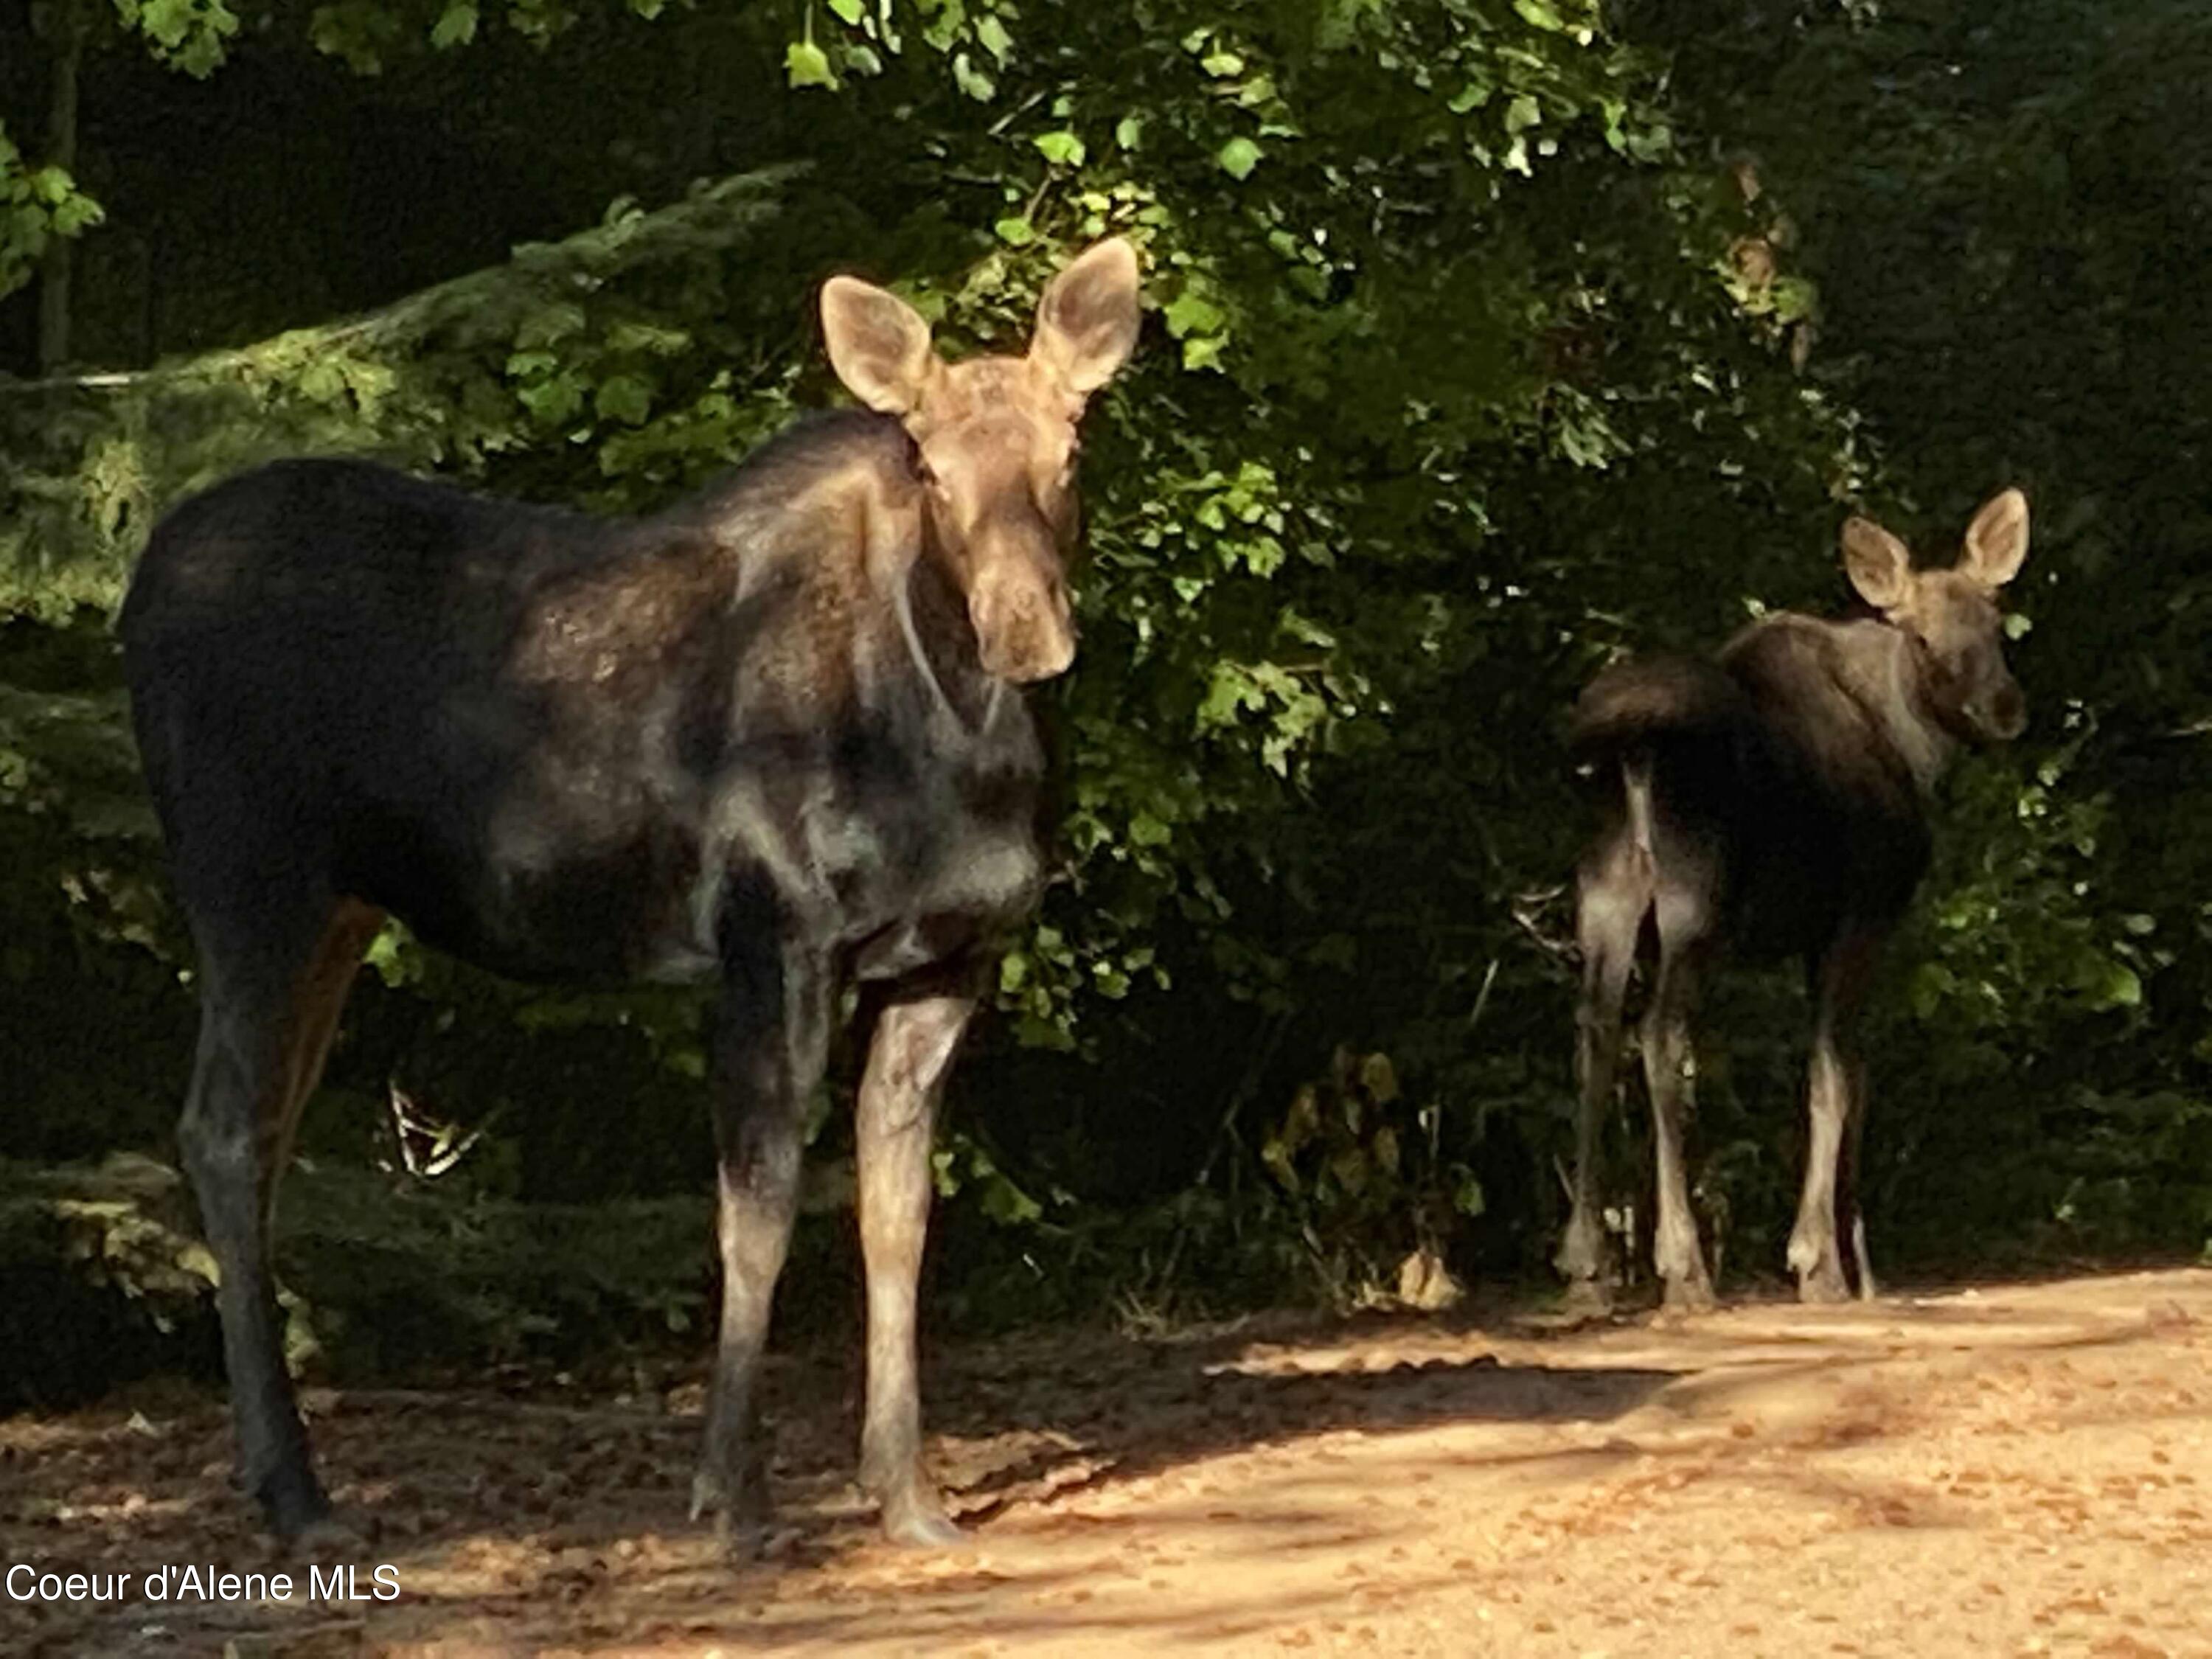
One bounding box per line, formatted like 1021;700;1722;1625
3;0;2208;1405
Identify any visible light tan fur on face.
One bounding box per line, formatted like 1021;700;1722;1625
817;240;1141;683
1837;490;2032;744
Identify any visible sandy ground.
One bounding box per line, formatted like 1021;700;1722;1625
2;1266;2208;1657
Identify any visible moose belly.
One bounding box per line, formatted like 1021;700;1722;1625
338;712;1046;987
342;805;723;988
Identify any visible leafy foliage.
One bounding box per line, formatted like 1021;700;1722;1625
0;1152;726;1405
0;122;101;305
0;0;2207;1383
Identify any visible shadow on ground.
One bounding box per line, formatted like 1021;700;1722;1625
5;1266;2208;1655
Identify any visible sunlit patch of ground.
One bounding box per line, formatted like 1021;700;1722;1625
4;1268;2208;1656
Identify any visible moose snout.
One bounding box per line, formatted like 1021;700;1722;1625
971;577;1077;684
1977;678;2028;741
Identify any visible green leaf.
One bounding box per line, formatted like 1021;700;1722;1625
1449;76;1494;114
952;51;997;100
1217;136;1263;180
594;374;654;425
1162;291;1224;338
827;0;864;21
431;1;479;49
1454;1173;1486;1219
1514;0;1565;29
785;39;838;89
296;360;347;403
2087;960;2143;1011
1909;961;1955;1020
51;195;104;237
994;215;1036;246
517;375;584;424
1770;276;1818;323
975;13;1013;63
178;1241;221;1286
1034;130;1086;167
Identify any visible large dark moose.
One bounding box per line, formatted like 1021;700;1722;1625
1559;491;2032;1311
118;238;1143;1551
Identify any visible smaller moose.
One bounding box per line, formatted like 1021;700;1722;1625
1559;491;2031;1309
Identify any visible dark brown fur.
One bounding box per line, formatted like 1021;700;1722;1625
1559;491;2031;1309
119;240;1142;1552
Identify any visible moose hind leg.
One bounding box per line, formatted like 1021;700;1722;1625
1790;928;1880;1303
178;898;365;1539
1642;918;1714;1312
1558;858;1642;1309
260;902;384;1231
855;977;975;1547
692;925;833;1554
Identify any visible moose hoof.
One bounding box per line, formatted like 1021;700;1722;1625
257;1465;338;1548
690;1467;779;1557
696;1498;798;1563
881;1500;967;1551
1559;1278;1614;1321
720;1517;804;1562
1797;1267;1851;1305
1662;1275;1717;1315
276;1511;369;1561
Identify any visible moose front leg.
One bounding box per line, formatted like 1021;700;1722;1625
692;925;833;1553
1839;1046;1878;1300
854;973;976;1547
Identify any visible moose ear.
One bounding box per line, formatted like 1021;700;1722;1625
1960;487;2029;588
1031;237;1141;399
821;276;938;416
1841;516;1914;611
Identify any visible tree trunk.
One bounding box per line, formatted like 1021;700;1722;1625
36;1;85;372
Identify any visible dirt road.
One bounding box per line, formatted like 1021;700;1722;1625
4;1267;2208;1656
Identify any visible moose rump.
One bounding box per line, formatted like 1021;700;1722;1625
119;238;1142;1551
1559;490;2031;1310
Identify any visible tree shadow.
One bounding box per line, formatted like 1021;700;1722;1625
0;1312;1677;1655
8;1266;2205;1655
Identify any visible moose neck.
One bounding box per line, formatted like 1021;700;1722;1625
897;532;1016;738
1832;616;1959;799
